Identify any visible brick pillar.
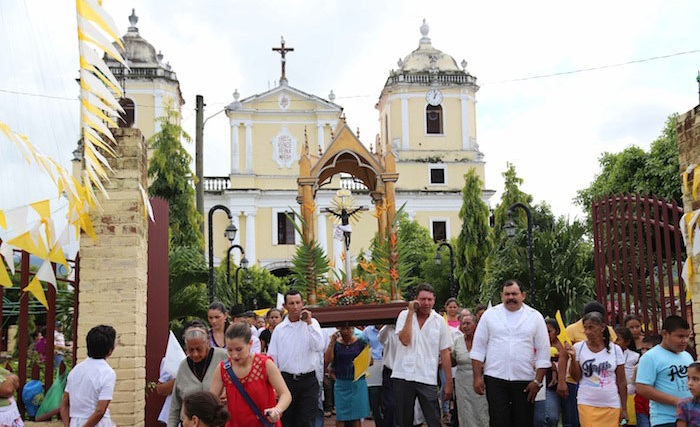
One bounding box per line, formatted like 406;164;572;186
79;127;148;427
677;106;700;356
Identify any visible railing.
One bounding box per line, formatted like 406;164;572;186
202;175;368;192
385;72;478;86
109;66;178;81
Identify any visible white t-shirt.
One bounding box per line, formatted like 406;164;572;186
573;341;625;408
391;309;452;386
157;358;174;424
622;348;640;395
65;357;116;420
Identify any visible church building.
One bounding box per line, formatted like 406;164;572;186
204;20;494;277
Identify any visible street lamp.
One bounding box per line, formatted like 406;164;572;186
504;202;536;306
434;241;457;298
235;259;250;306
208;204;234;304
226;241;246;304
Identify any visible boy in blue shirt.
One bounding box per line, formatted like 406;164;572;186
636;315;693;427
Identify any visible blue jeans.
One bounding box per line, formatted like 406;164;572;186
561;383;579;427
534;389;561;427
635;413;650;427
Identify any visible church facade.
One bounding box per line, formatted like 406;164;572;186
97;13;493;278
204;21;494;276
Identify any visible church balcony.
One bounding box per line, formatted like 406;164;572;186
385;72;478;87
201;175;367;192
109;66;178;81
202;176;232;192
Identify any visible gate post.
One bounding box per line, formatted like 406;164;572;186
79;127;149;427
678;107;700;354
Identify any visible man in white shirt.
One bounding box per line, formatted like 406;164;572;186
268;289;326;427
391;283;452;427
470;279;550;427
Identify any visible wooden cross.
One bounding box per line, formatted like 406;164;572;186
272;36;294;83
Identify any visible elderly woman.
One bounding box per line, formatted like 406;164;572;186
168;323;228;427
452;313;489;427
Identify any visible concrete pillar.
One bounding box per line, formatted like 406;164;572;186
79;127;148;427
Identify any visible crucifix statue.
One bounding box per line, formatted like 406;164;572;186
324;189;367;285
272;36;294;84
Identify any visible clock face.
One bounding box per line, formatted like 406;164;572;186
426;89;443;106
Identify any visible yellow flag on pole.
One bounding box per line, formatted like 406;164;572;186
555;310;571;345
353;344;371;381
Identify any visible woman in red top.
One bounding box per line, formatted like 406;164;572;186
210;323;291;427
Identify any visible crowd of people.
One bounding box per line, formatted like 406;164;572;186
42;278;700;427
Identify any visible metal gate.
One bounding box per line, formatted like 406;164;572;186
592;194;690;335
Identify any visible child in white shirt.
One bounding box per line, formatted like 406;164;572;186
60;325;117;427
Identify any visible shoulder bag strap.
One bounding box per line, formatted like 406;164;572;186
223;360;273;427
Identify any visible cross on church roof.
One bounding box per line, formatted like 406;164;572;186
272;36;294;84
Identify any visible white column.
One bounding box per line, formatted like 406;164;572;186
317;212;328;256
245;122;253;173
401;95;409;150
154;90;164;133
230;121;240;174
461;94;471;150
317;123;325;151
245;211;256;265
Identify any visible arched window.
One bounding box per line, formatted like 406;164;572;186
118;98;135;128
426;104;443;134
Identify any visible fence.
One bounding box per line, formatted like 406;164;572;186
592;194;690;336
0;245;79;418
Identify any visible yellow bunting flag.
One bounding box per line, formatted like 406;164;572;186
0;211;6;229
694;166;700;201
555;310;571;345
24;276;48;309
353;344;371;381
30;199;50;220
48;245;69;272
7;231;48;259
0;262;11;288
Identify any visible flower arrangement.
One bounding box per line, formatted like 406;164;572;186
319;259;390;306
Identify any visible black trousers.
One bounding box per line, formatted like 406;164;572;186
393;378;441;427
281;372;319;427
381;367;396;427
484;375;534;427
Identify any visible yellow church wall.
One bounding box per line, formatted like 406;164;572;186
411;211;462;241
394;162;484;192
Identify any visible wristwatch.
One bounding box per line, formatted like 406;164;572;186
532;379;544;388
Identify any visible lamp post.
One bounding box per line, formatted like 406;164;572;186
226;242;246;303
504;202;535;306
235;260;251;306
434;241;457;298
208;204;234;304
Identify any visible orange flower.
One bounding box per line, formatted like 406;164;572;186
389;268;399;281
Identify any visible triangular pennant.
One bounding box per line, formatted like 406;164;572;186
6;231;48;259
4;206;28;232
0;211;6;229
48;245;69;273
30;199;51;220
0;262;11;288
0;243;17;275
36;260;57;289
23;276;48;309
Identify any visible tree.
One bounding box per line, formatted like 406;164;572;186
454;169;492;307
148;105;204;249
238;265;289;310
575;114;681;223
484;165;595;319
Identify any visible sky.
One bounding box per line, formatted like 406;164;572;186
2;0;700;226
